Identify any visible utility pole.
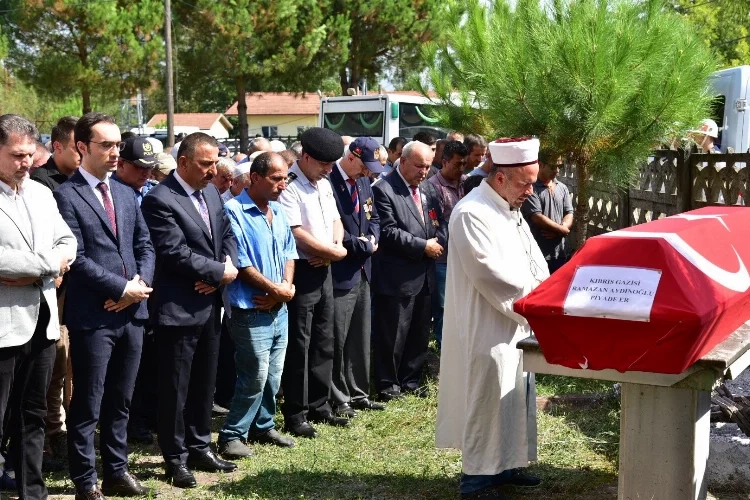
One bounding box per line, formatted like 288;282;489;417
165;0;175;147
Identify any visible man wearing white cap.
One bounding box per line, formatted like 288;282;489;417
436;137;549;499
689;118;721;153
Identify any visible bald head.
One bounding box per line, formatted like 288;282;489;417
399;141;433;186
248;137;272;154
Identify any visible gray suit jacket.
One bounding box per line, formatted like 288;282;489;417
0;179;76;348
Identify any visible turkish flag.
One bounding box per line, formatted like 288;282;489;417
514;207;750;374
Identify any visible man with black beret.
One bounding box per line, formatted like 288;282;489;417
278;127;349;438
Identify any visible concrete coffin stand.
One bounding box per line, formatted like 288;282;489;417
517;324;750;500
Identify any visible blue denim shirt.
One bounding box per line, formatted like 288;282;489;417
224;189;298;309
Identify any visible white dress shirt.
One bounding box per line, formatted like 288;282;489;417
79;166;114;211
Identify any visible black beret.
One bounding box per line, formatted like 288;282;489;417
300;127;344;163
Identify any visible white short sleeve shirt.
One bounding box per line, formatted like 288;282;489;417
278;162;340;260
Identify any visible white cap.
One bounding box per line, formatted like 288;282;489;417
488;137;540;166
690;119;719;139
233;161;251;179
145;137;164;154
171;141;181;159
269;139;286;152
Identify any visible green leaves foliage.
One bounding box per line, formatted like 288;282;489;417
424;0;716;187
4;0;165;114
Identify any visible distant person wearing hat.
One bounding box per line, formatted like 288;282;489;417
371;141;447;401
690;118;721;153
111;136;158;205
436;137;548;499
219;158;252;205
329;137;385;418
152;152;177;182
277;127;349;438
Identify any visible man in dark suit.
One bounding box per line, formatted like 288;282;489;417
329;137;385;417
372;141;447;401
141;132;239;489
53;112;155;500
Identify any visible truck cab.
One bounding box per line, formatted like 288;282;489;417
708;66;750;153
319;93;449;146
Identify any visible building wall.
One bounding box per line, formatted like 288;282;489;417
246;115;317;138
207;122;230;140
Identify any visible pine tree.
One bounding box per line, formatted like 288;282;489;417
4;0;164;115
424;0;716;246
176;0;349;152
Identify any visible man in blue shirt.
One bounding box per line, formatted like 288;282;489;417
218;152;298;458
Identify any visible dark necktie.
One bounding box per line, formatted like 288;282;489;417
193;190;212;238
346;178;359;214
410;185;425;224
96;182;117;236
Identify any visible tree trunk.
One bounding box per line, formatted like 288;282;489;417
574;160;590;250
82;87;92;115
235;77;248;153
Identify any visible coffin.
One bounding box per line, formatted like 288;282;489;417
513;207;750;374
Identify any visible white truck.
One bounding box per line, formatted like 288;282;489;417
319;68;750;152
318;92;449;146
705;65;750;153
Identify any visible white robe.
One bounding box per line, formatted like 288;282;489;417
436;180;549;476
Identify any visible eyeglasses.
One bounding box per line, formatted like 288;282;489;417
89;140;125;152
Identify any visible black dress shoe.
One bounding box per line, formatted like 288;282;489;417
165;464;197;489
500;469;541;487
333;403;358;418
75;487;106;500
212;403;230;416
377;390;403;402
350;398;386;411
284;421;318;438
102;471;152;497
308;412;350;427
187;449;237;472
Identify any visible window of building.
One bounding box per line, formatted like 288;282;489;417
261;126;278;138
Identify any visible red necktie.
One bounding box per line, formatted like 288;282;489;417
410;185;425;224
346;178;359;214
97;182;117;237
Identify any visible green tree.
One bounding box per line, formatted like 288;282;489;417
423;0;715;246
332;0;452;94
4;0;164;115
175;0;349;152
672;0;750;67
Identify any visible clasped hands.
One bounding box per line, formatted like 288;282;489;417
253;280;296;310
0;255;73;287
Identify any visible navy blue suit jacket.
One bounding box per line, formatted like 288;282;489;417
53;170;155;331
141;171;238;328
329;166;380;291
371;172;447;297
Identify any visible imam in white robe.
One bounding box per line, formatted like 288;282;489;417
436;180;549;475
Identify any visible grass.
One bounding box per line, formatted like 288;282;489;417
39;372;628;500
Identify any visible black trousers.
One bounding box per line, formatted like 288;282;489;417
373;286;431;393
156;305;221;467
331;275;372;405
213;315;236;409
67;321;143;491
129;328;158;432
0;302;55;500
281;261;335;426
